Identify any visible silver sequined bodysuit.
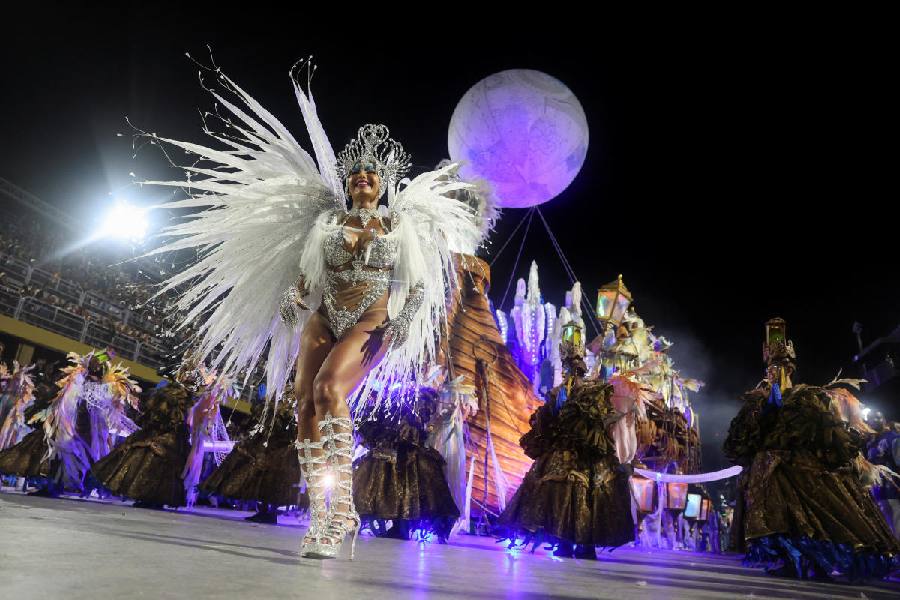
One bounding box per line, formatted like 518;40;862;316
320;213;399;339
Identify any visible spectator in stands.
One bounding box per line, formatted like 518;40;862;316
1;213;193;365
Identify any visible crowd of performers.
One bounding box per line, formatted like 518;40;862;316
497;312;900;582
0;350;141;496
495;279;716;558
4;314;900;584
0;349;464;539
3;316;900;585
0;351;309;520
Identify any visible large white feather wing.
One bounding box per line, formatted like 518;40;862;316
143;70;343;398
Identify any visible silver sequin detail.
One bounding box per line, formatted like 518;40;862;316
324;228;397;269
279;276;309;328
384;282;423;346
322;227;399;339
324;231;355;267
345;206;384;231
279;286;301;327
322;269;391;339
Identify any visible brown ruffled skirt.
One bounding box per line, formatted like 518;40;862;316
353;446;460;523
200;436;306;508
499;450;634;546
743;450;897;553
0;428;49;478
91;425;190;507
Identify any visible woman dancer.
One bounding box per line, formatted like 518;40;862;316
144;58;482;559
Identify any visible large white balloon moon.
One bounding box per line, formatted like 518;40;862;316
448;69;589;209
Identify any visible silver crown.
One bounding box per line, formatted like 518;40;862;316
336;124;412;198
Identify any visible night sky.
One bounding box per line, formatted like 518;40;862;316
2;6;896;468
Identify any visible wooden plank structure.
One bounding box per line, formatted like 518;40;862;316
445;255;542;515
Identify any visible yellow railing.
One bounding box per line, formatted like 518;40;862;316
0;314;251;414
1;314;161;382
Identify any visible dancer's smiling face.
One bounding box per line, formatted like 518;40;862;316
348;160;381;206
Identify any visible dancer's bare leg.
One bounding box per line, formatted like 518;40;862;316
295;312;335;444
294;311;335;542
312;306;389;417
312;306;390;526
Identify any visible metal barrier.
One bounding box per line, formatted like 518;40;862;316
0;252;172;369
0;286;20;316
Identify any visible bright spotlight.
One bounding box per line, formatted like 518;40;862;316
100;201;148;241
321;472;336;489
862;407;872;421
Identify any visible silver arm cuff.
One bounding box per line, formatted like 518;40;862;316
279;278;310;327
384;282;424;347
